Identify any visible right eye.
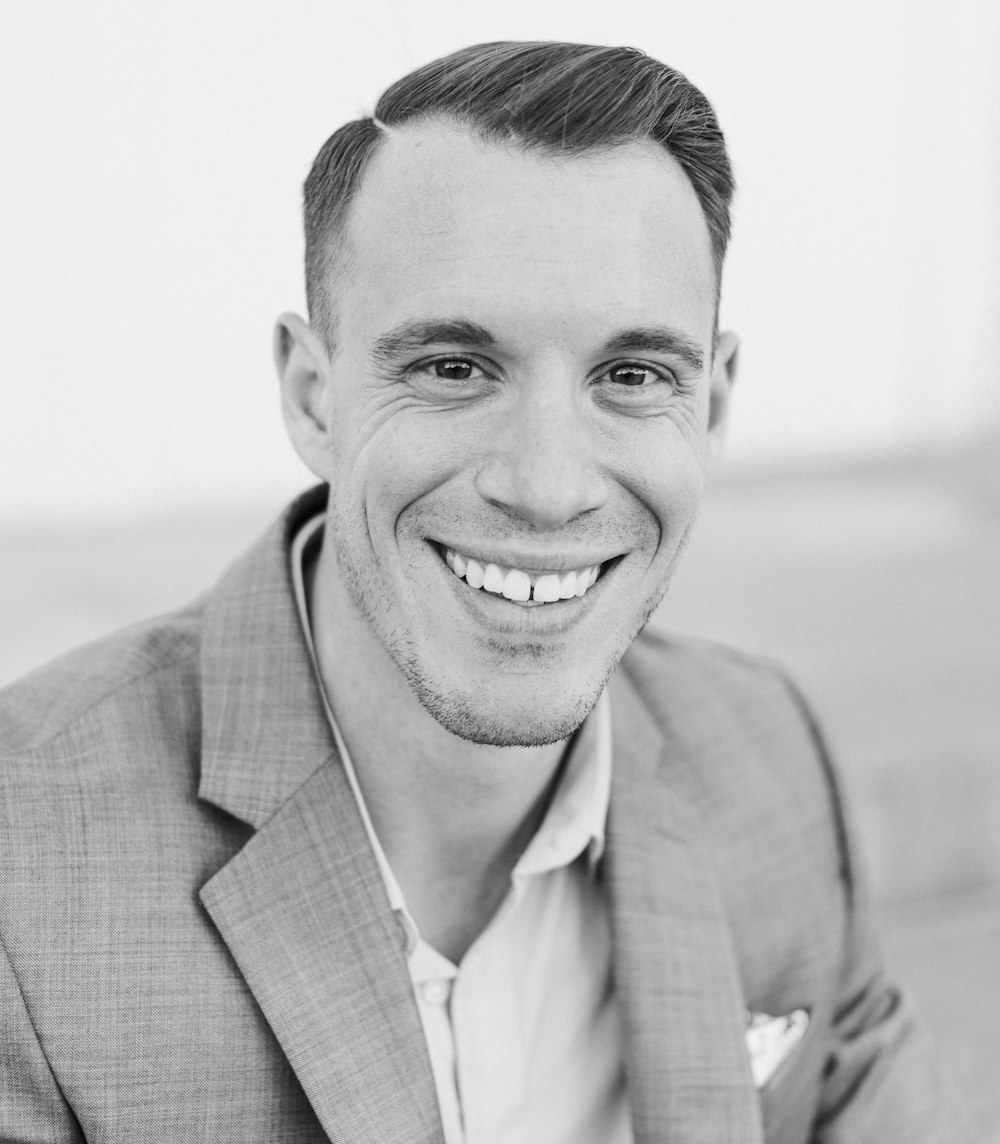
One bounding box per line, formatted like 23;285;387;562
408;356;495;388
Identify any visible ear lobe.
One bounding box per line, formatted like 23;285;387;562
274;312;334;479
707;329;739;459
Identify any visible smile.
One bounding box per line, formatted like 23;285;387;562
442;546;603;605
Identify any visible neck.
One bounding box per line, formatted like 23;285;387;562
307;536;569;960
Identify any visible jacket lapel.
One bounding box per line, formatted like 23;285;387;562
200;760;443;1144
606;668;763;1144
196;489;443;1144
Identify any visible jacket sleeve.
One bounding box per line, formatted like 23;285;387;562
0;931;84;1143
781;680;980;1144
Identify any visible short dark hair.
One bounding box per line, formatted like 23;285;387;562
303;41;734;336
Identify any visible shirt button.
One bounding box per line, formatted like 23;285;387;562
420;979;451;1006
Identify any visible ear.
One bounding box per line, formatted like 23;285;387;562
274;312;333;480
707;329;739;460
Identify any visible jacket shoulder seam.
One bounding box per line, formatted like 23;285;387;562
1;637;199;758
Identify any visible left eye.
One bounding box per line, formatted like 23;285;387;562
603;363;668;387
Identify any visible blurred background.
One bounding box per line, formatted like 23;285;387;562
2;0;998;1132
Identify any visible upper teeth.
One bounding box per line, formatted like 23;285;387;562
443;548;601;604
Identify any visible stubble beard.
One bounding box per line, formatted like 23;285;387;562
331;516;606;745
324;504;689;749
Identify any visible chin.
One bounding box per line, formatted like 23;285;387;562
401;661;615;748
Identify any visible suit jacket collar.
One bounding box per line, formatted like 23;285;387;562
198;484;334;828
196;488;761;1143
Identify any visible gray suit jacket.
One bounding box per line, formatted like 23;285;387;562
0;488;972;1142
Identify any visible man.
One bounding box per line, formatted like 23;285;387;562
0;40;973;1143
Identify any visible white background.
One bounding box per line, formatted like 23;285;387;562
2;0;998;524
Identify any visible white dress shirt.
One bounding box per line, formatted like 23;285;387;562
291;514;633;1144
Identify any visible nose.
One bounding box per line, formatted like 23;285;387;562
474;382;610;530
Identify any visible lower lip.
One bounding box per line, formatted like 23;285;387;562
434;548;607;636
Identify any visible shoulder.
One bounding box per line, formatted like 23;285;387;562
0;601;205;782
619;625;811;730
0;599;246;940
617;628;839;808
618;625;845;840
617;627;853;967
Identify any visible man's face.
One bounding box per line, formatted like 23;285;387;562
292;121;731;747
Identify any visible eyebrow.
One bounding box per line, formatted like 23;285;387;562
369;318;705;373
370;319;495;368
599;326;706;373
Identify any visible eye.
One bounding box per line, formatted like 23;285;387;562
404;355;498;400
599;361;675;389
407;357;494;386
428;358;484;382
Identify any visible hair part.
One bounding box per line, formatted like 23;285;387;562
303;41;734;341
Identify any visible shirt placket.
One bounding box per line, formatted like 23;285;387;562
450;890;529;1144
411;941;463;1144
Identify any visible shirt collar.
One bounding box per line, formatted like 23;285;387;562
290;513;613;940
513;692;610;882
290;513;408;920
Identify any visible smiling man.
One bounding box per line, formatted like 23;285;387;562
0;41;973;1144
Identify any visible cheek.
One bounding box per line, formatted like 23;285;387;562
647;467;705;564
345;415;474;537
601;420;708;549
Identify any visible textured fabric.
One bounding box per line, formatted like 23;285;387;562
291;511;632;1144
0;486;976;1143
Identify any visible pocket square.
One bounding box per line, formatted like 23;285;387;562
745;1008;810;1090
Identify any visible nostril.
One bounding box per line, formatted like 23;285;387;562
474;442;609;531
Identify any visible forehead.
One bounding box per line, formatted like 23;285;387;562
338;120;716;341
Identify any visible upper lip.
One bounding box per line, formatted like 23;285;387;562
430;540;623;574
